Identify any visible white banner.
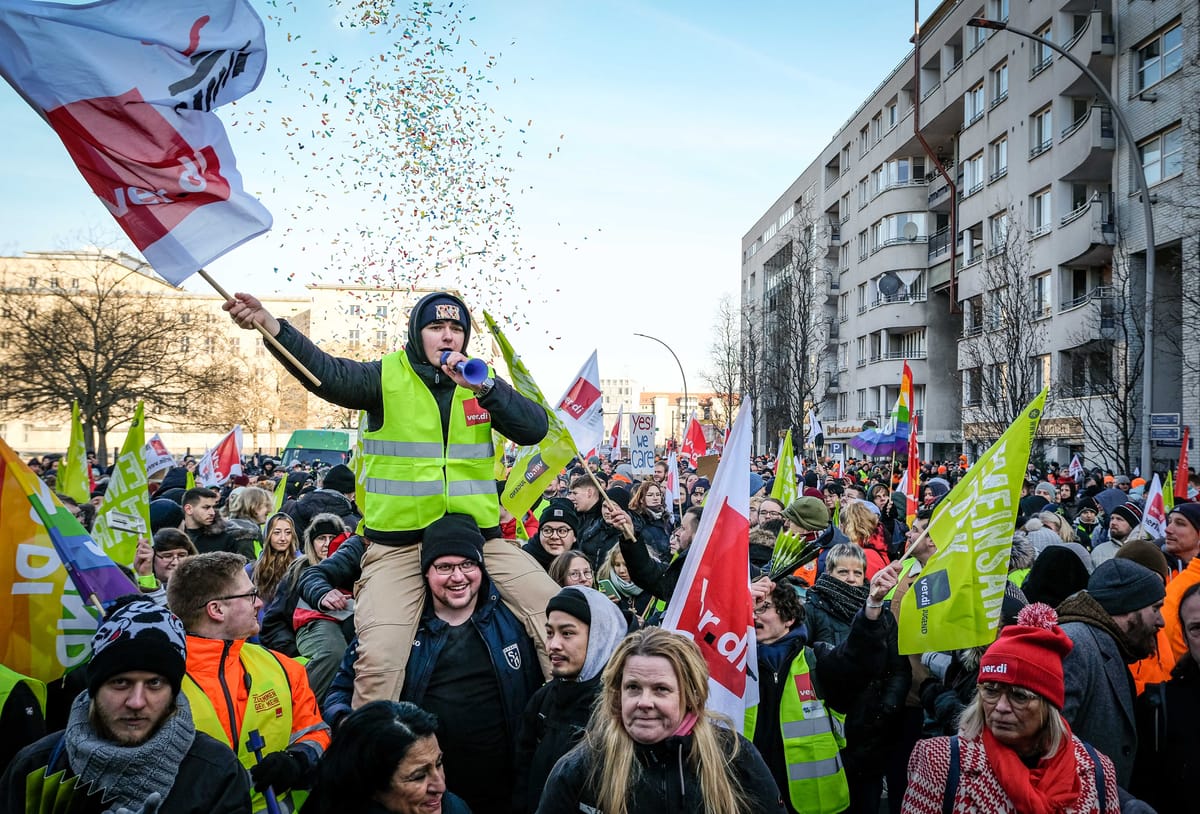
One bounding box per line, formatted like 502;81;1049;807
628;413;656;476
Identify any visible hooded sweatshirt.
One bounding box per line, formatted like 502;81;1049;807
512;587;628;813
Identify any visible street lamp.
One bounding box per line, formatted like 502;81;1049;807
633;332;689;448
968;17;1157;477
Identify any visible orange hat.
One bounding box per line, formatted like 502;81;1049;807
1131;477;1146;489
1103;475;1115;485
937;465;947;475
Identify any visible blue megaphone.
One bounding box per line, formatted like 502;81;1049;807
440;351;489;385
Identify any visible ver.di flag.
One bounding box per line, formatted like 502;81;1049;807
59;400;90;504
664;451;681;508
92;401;151;567
0;0;271;284
681;414;707;469
555;351;604;458
770;430;796;508
608;402;624;462
1141;474;1168;539
197;425;243;486
898;389;1047;655
662;397;757;733
0;436;136;682
485;312;576;519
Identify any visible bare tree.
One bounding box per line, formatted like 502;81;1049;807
958;221;1052;447
0;253;241;459
755;207;830;446
740;299;764;454
703;294;740;432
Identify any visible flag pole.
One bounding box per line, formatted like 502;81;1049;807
197;269;322;387
574;443;636;541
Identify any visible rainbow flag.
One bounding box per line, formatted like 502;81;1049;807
889;360;915;440
0;436;136;682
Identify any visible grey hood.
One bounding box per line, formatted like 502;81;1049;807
569;586;629;683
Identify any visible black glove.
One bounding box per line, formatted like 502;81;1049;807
250;750;304;793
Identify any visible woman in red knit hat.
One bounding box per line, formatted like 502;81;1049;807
902;604;1120;813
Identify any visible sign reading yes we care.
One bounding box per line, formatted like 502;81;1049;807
628;414;656;475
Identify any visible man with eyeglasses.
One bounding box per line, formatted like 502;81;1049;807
168;552;331;814
325;513;541;814
522;498;579;571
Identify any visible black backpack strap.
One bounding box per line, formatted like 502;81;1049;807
943;735;960;814
1081;741;1106;813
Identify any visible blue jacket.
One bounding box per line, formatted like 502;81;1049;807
324;577;541;731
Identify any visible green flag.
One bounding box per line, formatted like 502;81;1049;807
770;430;796;507
59;401;90;504
484;312;576;519
350;411;367;534
898;389;1047;655
185;470;195;491
1164;471;1175;512
273;470;288;512
92;401;151;567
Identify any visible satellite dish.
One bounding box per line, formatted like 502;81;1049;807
877;272;903;297
903;221;920;241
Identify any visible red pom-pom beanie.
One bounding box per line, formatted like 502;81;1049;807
977;603;1074;709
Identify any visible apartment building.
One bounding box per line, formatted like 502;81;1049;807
741;0;1197;471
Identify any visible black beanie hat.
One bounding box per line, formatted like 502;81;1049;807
1111;502;1143;528
1088;559;1165;616
88;596;187;697
322;464;355;495
546;587;591;626
539;498;579;532
1168;502;1200;532
305;514;347;550
149;499;184;534
416;294;470;332
421;513;486;573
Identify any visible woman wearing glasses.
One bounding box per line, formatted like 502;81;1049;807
903;604;1119;813
131;528;198;605
548;551;594;590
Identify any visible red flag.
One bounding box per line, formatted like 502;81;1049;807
681;414;707;468
662;399;756;731
608;403;623;462
197;426;243;486
1176;426;1190;501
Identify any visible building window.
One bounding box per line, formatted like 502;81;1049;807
1032;22;1053;74
375;306;388;318
348;329;360;348
988;211;1009;253
857;177;869;208
1032;354;1050;392
990;0;1009;23
1031;188;1052;236
964;83;985;127
964;368;982;406
859;125;869;156
1032;274;1052;318
1137;22;1183;90
886;101;898;130
1140;124;1183;186
857;231;869;261
1031;106;1053;157
968;20;987;53
990;136;1008;180
348;304;362;316
990;61;1008;105
963;153;985;197
871;112;883;143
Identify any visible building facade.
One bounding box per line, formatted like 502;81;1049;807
741;0;1198;473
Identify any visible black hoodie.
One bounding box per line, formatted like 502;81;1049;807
266;291;548;543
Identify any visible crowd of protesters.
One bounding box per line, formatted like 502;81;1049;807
2;290;1199;813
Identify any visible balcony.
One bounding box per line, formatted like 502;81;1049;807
1060;286;1118;338
927;226;951;260
1029;136;1053;160
1058;195;1116;265
1058;107;1115;182
928;176;954;211
1062;11;1116;96
824;274;840;302
868;237;929;271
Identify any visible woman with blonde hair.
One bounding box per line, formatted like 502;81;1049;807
224;484;274;555
840;499;890;579
536;627;784;814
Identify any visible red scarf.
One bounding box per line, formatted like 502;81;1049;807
983;720;1081;814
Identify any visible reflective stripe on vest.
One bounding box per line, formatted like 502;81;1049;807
183;644;296;814
361;352;497;531
0;665;46;717
776;650;850;813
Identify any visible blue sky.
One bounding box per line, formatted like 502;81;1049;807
0;0;935;394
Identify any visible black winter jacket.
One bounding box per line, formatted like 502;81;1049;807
574;504;621;569
512;675;601;813
536;731;785;814
296;535;366;607
266;291;548;543
286;489;360;536
2;729;251;814
1132;657;1200;813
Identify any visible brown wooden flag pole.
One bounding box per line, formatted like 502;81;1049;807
197;269;322;388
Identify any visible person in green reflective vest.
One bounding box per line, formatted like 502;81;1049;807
747;561;903;814
225;290;558;708
0;663;46;772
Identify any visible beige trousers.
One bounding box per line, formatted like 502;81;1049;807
351;537;558;708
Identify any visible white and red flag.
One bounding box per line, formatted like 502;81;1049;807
555;351;604;457
664;451;681;508
681;413;707;469
1068;453;1083;481
662;398;757;732
0;0;271;284
607;402;624;462
197;426;243;487
1142;474;1168;540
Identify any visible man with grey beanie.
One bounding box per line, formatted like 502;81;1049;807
1057;558;1166;793
0;597;249;814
